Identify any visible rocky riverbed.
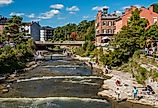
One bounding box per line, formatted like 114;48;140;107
73;55;158;108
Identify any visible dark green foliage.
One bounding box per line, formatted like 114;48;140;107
52;20;95;41
135;67;148;84
0;16;35;73
145;24;158;40
73;41;95;57
106;9;148;66
152;3;158;13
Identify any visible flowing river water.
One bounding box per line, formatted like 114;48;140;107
0;54;152;108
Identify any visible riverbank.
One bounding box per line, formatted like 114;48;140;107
0;60;42;94
72;55;158;108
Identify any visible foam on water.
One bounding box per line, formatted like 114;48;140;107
43;65;82;68
17;76;104;83
62;79;99;86
0;97;110;108
0;97;108;103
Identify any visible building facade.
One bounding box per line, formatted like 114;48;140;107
40;26;54;42
95;8;118;46
0;16;8;35
31;22;41;41
20;21;41;41
20;22;31;37
115;5;158;34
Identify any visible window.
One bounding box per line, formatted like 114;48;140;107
109;29;112;34
106;29;109;34
112;29;115;34
109;21;112;26
153;17;157;24
102;29;104;33
112;21;115;26
97;30;99;34
104;29;107;34
102;21;106;25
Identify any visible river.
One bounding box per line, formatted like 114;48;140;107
0;54;152;108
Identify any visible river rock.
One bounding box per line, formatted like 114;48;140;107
102;84;109;90
2;88;9;93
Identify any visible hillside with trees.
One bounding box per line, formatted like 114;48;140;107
52;20;95;41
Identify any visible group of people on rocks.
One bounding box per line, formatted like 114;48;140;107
115;79;155;101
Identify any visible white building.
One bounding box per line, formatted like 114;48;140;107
20;22;41;41
40;26;54;42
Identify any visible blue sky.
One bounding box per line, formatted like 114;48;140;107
0;0;158;27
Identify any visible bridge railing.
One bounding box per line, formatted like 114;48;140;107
35;41;85;45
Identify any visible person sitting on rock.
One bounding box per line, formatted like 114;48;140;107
115;88;121;100
115;80;121;86
147;85;155;95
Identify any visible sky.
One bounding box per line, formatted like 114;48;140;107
0;0;158;27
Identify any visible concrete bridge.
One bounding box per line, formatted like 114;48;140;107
35;41;85;46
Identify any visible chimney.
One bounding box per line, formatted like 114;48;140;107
103;8;108;15
125;8;130;14
97;10;102;17
149;5;154;12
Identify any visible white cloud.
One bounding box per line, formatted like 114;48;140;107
10;12;25;16
134;5;141;8
27;13;35;18
92;6;109;11
114;11;122;16
83;16;89;19
69;12;76;14
38;10;60;19
66;6;80;12
0;0;13;5
57;17;66;20
31;18;41;22
122;5;141;10
50;4;64;9
122;6;130;10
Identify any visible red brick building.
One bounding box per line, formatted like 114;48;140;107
115;5;158;34
95;8;118;46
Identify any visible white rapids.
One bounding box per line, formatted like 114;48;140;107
17;76;104;83
0;97;108;103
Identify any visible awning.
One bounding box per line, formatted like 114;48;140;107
102;36;110;40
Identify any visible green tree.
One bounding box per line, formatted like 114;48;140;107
0;16;35;73
145;24;158;40
110;8;148;66
52;20;95;41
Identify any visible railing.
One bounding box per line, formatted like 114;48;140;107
35;41;85;45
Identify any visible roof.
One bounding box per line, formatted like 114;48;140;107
41;26;54;30
0;16;8;25
22;22;32;26
101;15;118;20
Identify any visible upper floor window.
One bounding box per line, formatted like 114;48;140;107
153;17;157;24
109;22;112;26
97;30;100;34
102;21;106;26
112;21;115;26
109;29;112;34
104;29;107;34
